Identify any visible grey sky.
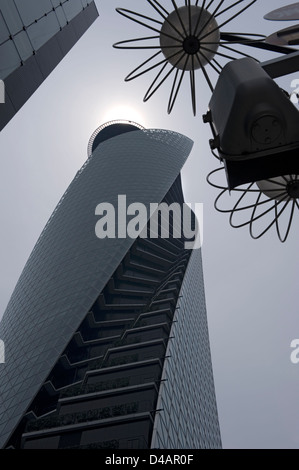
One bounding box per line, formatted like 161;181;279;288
0;0;299;449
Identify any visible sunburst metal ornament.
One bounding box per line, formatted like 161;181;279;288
113;0;271;115
207;168;299;242
204;55;299;242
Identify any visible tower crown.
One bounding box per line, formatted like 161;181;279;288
88;120;145;156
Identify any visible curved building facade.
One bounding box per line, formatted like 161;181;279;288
0;122;221;449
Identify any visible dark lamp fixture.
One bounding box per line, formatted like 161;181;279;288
204;57;299;190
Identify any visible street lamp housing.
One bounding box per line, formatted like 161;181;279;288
205;57;299;189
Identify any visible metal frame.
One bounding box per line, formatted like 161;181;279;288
205;12;299;243
261;50;299;78
113;0;274;115
207;167;299;242
114;1;299;241
113;0;299;112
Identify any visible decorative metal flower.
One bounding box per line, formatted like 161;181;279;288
207;167;299;242
113;0;272;115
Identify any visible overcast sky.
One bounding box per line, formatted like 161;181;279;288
1;0;299;449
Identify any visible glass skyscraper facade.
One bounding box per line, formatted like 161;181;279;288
151;249;221;448
0;0;99;131
0;122;221;449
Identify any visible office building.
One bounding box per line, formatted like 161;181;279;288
0;0;99;131
0;121;221;449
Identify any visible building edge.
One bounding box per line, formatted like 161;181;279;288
0;2;99;132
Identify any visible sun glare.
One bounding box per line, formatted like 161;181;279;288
101;105;146;128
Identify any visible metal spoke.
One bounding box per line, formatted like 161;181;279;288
199;49;222;73
193;0;208;37
212;57;223;71
266;179;289;188
195;53;214;91
144;51;186;102
170;0;188;36
215;0;246;18
281;175;291;184
236;186;287;211
125;51;169;82
214;186;287;214
168;56;188;113
199;0;258;42
147;0;169;16
168;68;181;113
215;182;257;214
202;38;265;45
206;0;217;10
196;0;226;38
200;44;237;61
187;0;192;34
222;31;266;38
207;167;298;241
190;58;196;115
251;197;291;239
221;32;296;54
227;186;260;217
237;194;278;227
248;195;284;239
143;62;169;100
114;36;176;50
220;43;256;59
116;8;183;43
234;191;265;226
234;191;287;213
116;7;163;25
275;200;296;243
146;0;185;39
214;188;230;213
